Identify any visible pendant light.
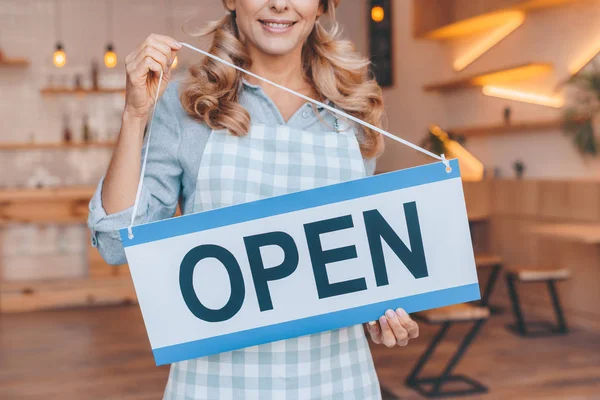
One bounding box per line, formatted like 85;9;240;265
104;44;117;69
104;0;117;68
52;1;66;68
53;42;67;68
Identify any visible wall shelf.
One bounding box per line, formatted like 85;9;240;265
40;87;125;96
423;62;553;93
414;0;584;40
449;119;562;137
0;58;30;67
0;141;116;151
0;185;133;313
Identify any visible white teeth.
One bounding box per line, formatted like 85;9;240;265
263;22;293;28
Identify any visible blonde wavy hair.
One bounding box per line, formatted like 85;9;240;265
181;0;385;158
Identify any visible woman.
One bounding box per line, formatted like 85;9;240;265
88;0;419;398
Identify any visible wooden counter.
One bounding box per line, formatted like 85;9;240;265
0;186;95;225
484;179;600;319
529;223;600;245
0;182;492;313
2;180;600;316
0;186;134;313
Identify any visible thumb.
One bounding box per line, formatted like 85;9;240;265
163;66;171;83
366;321;382;344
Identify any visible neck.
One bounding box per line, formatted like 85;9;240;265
245;45;310;93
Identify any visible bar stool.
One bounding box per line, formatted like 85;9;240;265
406;304;490;397
474;253;503;311
505;267;571;337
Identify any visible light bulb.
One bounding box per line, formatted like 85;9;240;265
104;44;117;68
53;43;66;68
371;6;384;23
171;55;178;69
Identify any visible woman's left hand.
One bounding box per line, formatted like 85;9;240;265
365;308;419;347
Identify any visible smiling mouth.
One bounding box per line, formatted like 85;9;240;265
259;20;297;29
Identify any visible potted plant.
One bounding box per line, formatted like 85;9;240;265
420;125;466;156
513;160;525;179
562;62;600;156
420;125;484;181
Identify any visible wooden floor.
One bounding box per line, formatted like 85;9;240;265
1;302;599;399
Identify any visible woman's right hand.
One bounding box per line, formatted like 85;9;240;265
124;34;182;119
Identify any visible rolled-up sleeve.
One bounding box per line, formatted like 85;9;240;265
87;84;183;265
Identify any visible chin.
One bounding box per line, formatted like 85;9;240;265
256;42;299;57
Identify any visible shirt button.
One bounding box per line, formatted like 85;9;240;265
91;235;97;247
302;111;310;119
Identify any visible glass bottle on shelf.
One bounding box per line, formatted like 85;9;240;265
63;114;72;143
91;60;99;91
82;114;91;143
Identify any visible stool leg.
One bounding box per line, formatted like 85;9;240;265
406;322;451;386
480;264;501;306
547;280;568;334
506;275;527;335
430;319;487;396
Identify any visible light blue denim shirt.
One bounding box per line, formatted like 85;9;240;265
87;79;377;265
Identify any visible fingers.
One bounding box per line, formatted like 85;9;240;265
368;308;419;348
131;46;170;76
126;34;181;82
144;33;182;52
379;315;397;348
365;321;382;344
384;309;409;346
128;57;162;86
396;308;419;339
138;34;181;67
146;39;175;58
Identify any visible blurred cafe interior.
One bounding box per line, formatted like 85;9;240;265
1;0;600;399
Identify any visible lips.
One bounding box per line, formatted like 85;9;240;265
259;19;297;29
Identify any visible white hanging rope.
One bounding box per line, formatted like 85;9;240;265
179;42;449;168
126;42;451;239
127;69;164;240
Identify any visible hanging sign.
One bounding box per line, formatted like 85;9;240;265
120;159;480;366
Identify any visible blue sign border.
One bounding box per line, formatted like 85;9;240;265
120;159;460;247
152;282;480;365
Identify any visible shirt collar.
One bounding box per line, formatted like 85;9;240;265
241;77;333;110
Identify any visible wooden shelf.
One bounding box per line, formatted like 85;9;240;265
0;185;95;203
423;62;553;93
0;58;30;67
0;141;115;151
40;87;125;96
448;119;562;137
414;0;583;40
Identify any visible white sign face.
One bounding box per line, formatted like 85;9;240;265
120;160;479;366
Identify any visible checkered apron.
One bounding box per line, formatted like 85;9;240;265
163;122;381;400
